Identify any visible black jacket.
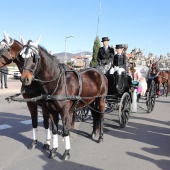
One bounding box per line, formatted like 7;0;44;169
113;53;126;69
97;46;115;65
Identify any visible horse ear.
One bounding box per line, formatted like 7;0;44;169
3;31;14;46
34;36;41;47
19;36;26;45
3;31;10;43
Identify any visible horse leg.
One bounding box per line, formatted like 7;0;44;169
60;109;71;160
48;112;59;159
97;97;105;143
41;105;51;150
90;98;105;143
158;82;161;96
162;83;165;95
90;102;98;139
27;102;38;150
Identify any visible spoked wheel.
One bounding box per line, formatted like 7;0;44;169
146;80;156;113
118;92;131;128
75;107;91;122
105;102;118;113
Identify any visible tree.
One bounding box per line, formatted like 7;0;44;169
90;36;101;67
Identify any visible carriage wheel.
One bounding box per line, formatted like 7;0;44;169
105;102;118;113
146;80;156;113
118;92;131;128
75;107;91;122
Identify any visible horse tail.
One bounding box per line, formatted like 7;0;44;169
99;73;108;96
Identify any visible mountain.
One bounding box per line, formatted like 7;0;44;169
53;51;92;62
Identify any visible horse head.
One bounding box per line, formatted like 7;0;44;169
0;31;24;68
151;61;159;74
0;31;15;67
19;36;41;86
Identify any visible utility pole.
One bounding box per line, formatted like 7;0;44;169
96;2;101;36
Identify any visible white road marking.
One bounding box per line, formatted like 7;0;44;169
0;124;12;130
20;117;43;125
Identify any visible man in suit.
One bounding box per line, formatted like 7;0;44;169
112;44;126;75
97;37;115;73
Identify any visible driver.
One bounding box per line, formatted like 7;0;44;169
97;37;115;74
110;44;126;75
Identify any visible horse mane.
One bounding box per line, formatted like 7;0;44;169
14;39;23;46
39;45;59;64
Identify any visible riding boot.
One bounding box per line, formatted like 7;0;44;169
116;75;124;93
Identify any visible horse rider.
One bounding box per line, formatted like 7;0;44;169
97;37;115;74
151;62;159;74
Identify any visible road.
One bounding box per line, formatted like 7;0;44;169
0;78;170;170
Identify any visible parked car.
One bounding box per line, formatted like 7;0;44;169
13;71;21;79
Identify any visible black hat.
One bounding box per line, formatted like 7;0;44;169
115;44;123;49
101;37;110;42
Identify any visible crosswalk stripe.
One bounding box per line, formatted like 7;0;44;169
0;124;12;130
20;117;43;125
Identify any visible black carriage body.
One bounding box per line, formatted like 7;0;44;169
105;73;132;128
105;73;132;99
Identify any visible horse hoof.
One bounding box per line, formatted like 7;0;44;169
28;140;37;150
49;148;57;159
62;150;70;160
90;132;96;140
98;137;103;143
42;144;50;150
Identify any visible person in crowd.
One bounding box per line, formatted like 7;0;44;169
110;44;126;74
97;37;115;74
128;59;142;102
0;65;8;89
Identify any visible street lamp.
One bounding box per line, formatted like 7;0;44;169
65;35;74;63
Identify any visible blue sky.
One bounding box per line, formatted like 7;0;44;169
0;0;170;57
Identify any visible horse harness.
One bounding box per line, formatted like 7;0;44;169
6;42;106;113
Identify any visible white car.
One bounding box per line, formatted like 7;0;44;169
14;71;21;79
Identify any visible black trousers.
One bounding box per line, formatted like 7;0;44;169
1;73;7;88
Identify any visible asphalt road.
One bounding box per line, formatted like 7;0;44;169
0;78;170;170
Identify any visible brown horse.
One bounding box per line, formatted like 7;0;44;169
151;61;170;96
19;36;108;160
155;71;170;96
0;32;60;156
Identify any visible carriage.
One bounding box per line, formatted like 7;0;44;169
104;70;156;128
104;73;132;128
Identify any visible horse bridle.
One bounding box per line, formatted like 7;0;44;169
0;39;15;61
20;43;40;77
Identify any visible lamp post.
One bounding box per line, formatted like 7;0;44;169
64;35;74;63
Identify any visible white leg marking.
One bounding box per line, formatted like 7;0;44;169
33;128;38;140
45;128;51;145
64;136;71;150
52;134;58;148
